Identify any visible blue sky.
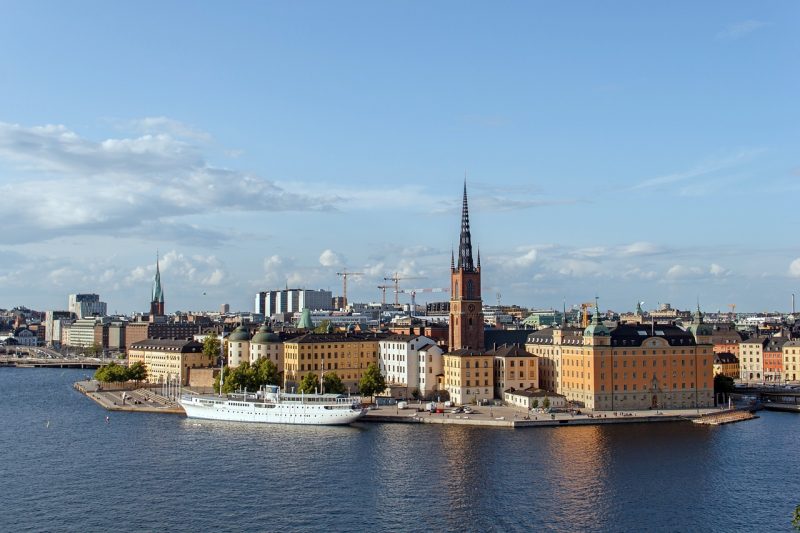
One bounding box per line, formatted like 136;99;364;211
0;2;798;314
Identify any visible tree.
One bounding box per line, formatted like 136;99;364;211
714;374;735;394
127;361;148;382
314;320;332;334
793;504;800;531
532;399;539;409
411;389;420;400
94;362;129;383
543;397;551;409
323;372;346;395
358;362;386;398
203;333;221;363
298;373;320;394
254;357;280;386
86;343;102;358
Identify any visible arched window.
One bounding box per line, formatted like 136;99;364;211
466;280;474;299
454;281;459;295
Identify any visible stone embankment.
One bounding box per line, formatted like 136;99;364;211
74;380;185;415
691;409;757;425
362;404;718;429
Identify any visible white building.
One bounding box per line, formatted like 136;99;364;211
68;294;107;319
255;289;333;316
45;311;74;347
504;388;567;410
379;334;442;398
739;337;767;382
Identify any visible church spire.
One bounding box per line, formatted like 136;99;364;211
152;252;164;304
457;180;475;271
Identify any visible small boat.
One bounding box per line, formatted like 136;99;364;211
180;386;367;426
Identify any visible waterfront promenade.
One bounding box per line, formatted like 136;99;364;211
74;379;724;427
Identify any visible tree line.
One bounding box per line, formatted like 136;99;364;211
94;361;147;383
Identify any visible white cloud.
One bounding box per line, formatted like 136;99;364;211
665;264;704;280
319;249;343;268
0;121;333;244
709;263;729;277
716;20;769;40
509;248;538;268
789;258;800;278
572;246;607;258
556;259;602;277
619;242;662;256
128;116;212;142
630;149;764;191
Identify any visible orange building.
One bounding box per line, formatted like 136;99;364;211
443;349;494;405
526;301;714;411
763;337;787;382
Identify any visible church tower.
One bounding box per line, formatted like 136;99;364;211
150;254;165;318
449;182;484;350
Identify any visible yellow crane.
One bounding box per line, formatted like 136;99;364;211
580;301;595;328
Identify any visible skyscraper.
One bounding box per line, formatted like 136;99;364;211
449;182;484;351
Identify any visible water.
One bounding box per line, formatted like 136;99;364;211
1;368;798;532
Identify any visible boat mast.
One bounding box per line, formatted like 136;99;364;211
218;330;224;397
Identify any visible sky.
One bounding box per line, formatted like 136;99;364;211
0;1;798;315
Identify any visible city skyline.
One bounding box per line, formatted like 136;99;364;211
0;2;798;313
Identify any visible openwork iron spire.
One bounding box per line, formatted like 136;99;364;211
458;181;475;271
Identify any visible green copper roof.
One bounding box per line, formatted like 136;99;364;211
251;324;280;343
297;308;314;330
152;256;164;303
584;296;610;336
228;325;250;342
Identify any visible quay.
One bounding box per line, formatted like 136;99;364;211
692;409;758;425
361;403;720;429
73;380;184;415
1;356;105;369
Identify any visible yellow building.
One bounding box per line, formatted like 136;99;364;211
713;352;739;379
443;349;494;405
128;339;211;385
489;344;539;397
525;307;715;411
282;333;379;393
783;340;800;382
526;326;584;394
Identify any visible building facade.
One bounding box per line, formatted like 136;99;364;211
282;333;380;393
255;289;334;316
128;339;210;385
739;337;767;382
490;344;539;397
443;349;494;405
68;294;107;319
782;340;800;382
378;334;442;398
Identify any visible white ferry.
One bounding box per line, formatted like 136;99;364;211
180;386;367;425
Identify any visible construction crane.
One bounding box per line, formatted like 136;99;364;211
384;273;424;306
396;287;450;310
579;301;594;328
377;285;393;306
336;269;363;309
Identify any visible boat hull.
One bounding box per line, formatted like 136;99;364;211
180;396;367;425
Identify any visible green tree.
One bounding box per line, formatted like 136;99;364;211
94;362;129;383
543;397;551;409
323;372;346;394
714;374;735;394
203;333;221;362
254;357;280;386
314;320;332;334
127;361;148;382
358;362;386;398
532;399;539;409
298;373;320;394
86;343;102;358
411;389;420;400
792;504;800;531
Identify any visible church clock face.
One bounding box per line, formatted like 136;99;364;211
468;304;475;312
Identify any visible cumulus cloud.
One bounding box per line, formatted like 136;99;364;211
619;242;662;256
0;121;333;244
509;248;538;268
789;258;800;278
126;250;226;287
709;263;730;277
319;249;344;268
557;259;602;277
665;264;704;280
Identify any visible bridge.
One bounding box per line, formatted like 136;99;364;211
0;356;116;369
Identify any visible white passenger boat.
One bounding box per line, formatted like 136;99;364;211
180;386;367;425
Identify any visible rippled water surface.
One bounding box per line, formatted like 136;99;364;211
1;369;798;532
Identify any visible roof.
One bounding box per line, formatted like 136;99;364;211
504;387;565;399
486;343;533;358
286;332;383;344
227;326;251;342
130;339;203;353
380;334;418;343
610;324;696;347
445;348;488;356
714;352;739;364
765;337;789;351
783;340;800;347
485;329;533;348
740;336;768;346
251;324;280;344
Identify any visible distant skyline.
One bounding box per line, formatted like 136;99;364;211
0;2;798;314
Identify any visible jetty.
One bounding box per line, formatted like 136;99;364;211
74;380;184;415
691;409;757;425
